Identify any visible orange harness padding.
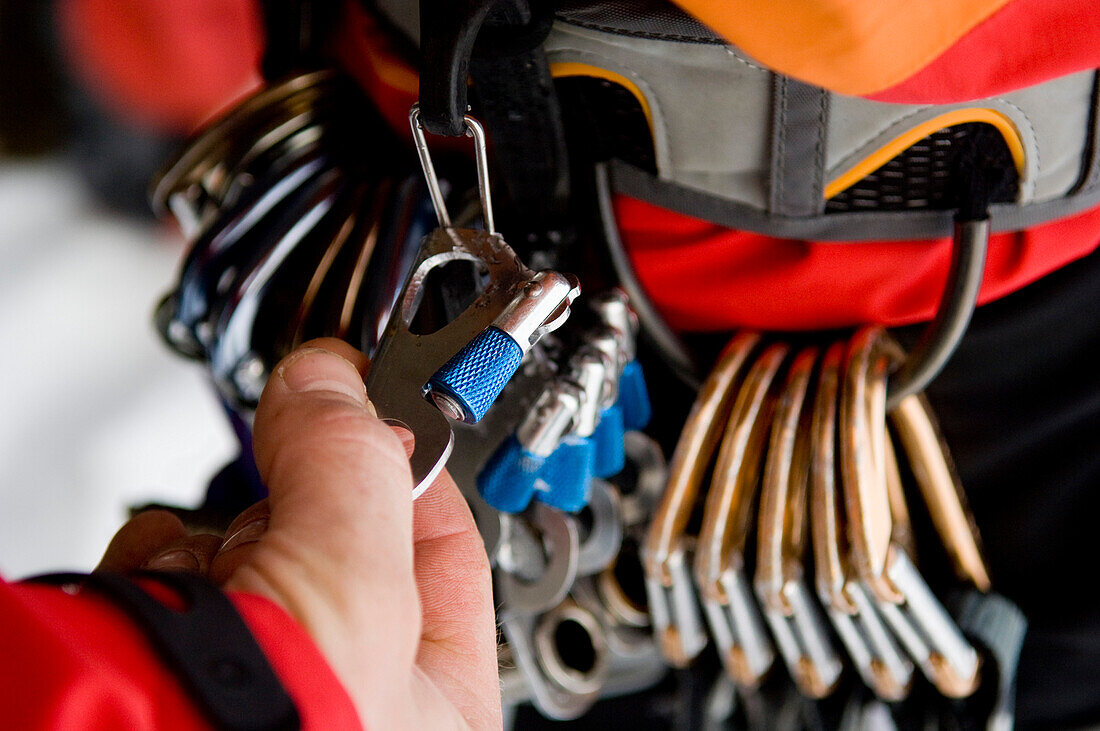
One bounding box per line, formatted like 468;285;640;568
671;0;1100;102
871;0;1100;103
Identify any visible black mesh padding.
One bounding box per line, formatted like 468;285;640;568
555;76;657;173
825;122;1020;213
555;0;725;43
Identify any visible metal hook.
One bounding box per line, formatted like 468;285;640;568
409;103;496;234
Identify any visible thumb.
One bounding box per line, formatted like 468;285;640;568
225;341;421;706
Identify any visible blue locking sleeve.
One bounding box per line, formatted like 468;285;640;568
428;326;524;423
477;435;544;513
592;404;627;478
535;436;595;513
619;360;653;431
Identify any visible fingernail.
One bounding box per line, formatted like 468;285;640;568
145;550;200;572
220;517;269;553
279;347;369;408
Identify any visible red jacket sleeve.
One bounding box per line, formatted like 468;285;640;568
0;578;362;730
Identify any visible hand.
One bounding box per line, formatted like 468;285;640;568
98;339;501;729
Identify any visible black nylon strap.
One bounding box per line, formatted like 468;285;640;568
768;75;829;218
469;12;573;265
417;0;574;264
418;0;506;136
26;571;300;731
953;591;1028;730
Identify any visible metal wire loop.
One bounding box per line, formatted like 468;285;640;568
409;103;497;235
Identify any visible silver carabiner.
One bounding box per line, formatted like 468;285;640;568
876;548;982;698
642;541;709;667
370;107;578;494
409;103;495;234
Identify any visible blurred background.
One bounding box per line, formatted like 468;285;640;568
0;1;262;576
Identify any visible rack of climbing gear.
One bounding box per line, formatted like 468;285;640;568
146;0;1041;726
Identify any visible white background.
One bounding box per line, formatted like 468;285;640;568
0;158;237;577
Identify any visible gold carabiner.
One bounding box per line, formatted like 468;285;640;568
889;389;991;591
810;342;854;612
840;326;904;603
755;346;845;699
694;342;787;686
645;332;760;581
695;342;787;594
810;341;914;700
756;346;818;612
841;329;987;698
642;332;760;666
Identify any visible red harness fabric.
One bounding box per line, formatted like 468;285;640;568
0;578;362;730
618;195;1100;332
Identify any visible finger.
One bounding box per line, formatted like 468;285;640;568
225;343;422;713
411;468;501;730
209;500;271;585
390;429;500;726
299;336;369;374
97;510;188;573
144;534;224;574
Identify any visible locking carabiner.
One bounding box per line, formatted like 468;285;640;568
367;105;578;495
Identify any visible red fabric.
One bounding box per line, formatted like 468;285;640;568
56;0;1100;333
870;0;1100;103
332;2;419;143
618;195;1100;332
331;1;469;154
0;579;361;730
56;0;264;132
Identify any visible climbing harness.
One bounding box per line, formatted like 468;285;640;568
142;0;1100;726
